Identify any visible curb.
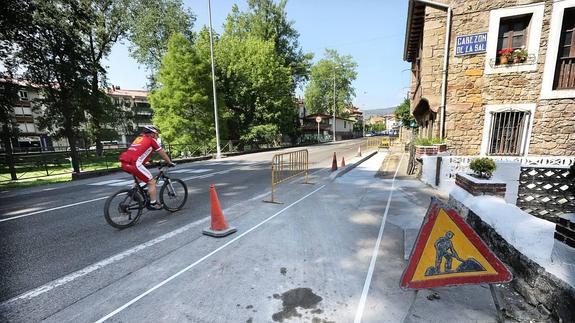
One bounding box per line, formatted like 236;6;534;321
328;151;378;181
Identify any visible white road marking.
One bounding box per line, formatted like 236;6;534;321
94;184;327;323
353;153;404;323
0;197;109;223
89;179;127;186
0;217;210;305
0;187;279;305
170;168;212;174
107;180;136;187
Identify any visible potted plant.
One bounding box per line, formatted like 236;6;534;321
512;47;528;63
497;48;513;65
455;157;506;198
469;157;497;179
413;137;439;157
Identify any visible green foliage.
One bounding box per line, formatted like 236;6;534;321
394;98;415;127
240;124;280;146
149;33;213;147
14;0;94;172
304;49;357;116
413;137;444;146
216;34;295;140
366;123;385;132
83;0;130;152
127;0;196;75
469;157;497;179
224;0;312;90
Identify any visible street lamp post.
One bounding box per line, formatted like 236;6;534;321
333;67;336;143
315;116;322;143
208;0;221;159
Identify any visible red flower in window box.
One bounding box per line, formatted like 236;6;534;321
497;48;514;64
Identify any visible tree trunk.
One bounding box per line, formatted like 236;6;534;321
1;124;17;180
91;71;104;157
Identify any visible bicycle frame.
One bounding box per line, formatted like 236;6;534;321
129;165;175;205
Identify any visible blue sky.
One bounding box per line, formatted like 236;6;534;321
104;0;411;110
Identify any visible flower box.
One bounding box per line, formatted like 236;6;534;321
433;143;447;152
415;145;439;158
455;173;506;198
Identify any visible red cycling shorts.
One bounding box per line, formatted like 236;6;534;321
121;161;153;182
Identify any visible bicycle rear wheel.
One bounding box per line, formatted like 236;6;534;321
104;188;144;229
160;178;188;212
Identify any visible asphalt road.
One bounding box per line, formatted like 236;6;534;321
0;139;364;304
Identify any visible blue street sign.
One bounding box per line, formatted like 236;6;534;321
455;33;487;56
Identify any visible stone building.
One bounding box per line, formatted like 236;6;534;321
404;0;575;156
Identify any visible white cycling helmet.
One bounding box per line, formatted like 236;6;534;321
142;125;160;134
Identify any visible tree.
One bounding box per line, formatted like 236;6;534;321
0;0;33;179
127;0;196;78
15;0;92;173
215;34;294;141
83;0;130;155
224;0;313;91
394;98;415;127
149;33;213;147
304;49;358;116
0;81;21;180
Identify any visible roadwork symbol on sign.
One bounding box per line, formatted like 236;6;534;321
400;198;512;289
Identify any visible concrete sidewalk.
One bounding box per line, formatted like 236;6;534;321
40;149;505;323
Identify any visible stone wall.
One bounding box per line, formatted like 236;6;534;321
413;0;575;156
466;210;575;322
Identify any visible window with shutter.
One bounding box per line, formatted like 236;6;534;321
496;15;531;65
553;8;575;89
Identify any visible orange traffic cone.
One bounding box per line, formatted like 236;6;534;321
203;184;237;237
356;145;362;157
341;156;346;167
331;152;338;171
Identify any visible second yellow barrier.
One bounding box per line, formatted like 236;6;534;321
267;149;309;203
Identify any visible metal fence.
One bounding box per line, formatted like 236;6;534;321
266;149;309;203
0;140;284;182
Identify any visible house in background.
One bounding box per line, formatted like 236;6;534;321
1;79;68;151
404;0;575;157
0;80;152;152
105;86;153;144
300;113;357;141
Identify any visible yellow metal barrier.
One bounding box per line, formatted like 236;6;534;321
366;137;394;149
267;149;309;203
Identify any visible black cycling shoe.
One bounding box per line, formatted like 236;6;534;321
147;202;164;211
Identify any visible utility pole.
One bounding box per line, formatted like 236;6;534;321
333;67;336;143
208;0;221;159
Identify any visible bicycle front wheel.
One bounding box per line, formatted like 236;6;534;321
104;188;144;229
160;178;188;212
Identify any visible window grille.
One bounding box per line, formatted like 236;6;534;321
488;110;530;156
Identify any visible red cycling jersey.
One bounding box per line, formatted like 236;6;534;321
119;134;162;164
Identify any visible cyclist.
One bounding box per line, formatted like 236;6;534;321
119;125;174;210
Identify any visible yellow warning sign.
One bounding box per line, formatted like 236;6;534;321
411;208;497;281
400;198;512;289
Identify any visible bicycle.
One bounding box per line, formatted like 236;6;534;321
104;162;188;229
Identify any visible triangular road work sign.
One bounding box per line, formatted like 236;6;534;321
400;198;512;289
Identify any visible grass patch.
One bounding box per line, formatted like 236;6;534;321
0;175;72;190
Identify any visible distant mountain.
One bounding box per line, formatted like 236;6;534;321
362;107;396;117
